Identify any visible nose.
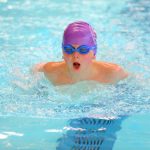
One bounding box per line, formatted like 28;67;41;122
72;51;79;59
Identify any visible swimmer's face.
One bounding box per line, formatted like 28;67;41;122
63;44;96;72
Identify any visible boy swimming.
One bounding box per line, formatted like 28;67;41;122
33;21;128;85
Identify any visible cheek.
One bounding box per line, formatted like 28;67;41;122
82;55;93;63
63;54;72;63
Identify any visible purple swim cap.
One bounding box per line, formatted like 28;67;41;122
62;21;97;55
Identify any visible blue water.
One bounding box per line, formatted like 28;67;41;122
0;0;150;149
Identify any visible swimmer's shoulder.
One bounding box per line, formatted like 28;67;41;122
94;60;122;71
103;61;128;81
43;61;65;74
95;61;129;82
43;61;70;85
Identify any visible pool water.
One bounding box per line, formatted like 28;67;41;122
0;0;150;149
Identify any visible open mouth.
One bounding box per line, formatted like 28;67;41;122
73;62;81;70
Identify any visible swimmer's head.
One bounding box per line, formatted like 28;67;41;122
62;21;97;55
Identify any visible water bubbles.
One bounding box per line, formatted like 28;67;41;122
0;0;149;119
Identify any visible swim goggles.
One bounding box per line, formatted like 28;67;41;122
62;44;97;55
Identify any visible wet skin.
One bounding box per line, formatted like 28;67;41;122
33;44;128;85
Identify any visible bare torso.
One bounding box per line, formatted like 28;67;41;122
36;61;128;85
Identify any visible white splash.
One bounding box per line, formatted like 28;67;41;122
0;131;23;140
3;132;23;137
3;131;23;136
63;126;86;131
98;128;106;131
0;134;8;139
